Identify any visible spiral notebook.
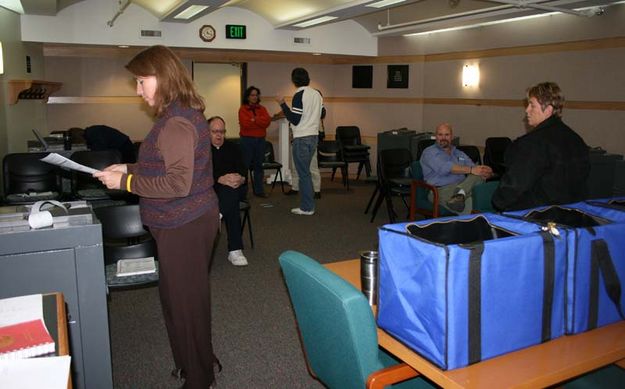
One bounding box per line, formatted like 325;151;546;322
0;319;55;360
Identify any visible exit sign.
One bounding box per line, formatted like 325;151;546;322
226;24;246;39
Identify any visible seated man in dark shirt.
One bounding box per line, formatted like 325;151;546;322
492;82;590;211
209;116;248;266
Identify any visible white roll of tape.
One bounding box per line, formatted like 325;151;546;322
28;210;54;229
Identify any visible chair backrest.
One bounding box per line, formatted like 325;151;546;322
317;140;343;163
472;181;500;213
456;145;482;165
71;150;122;190
94;204;156;266
279;250;383;389
2;152;61;195
379;148;412;182
416;139;435;160
484;137;511;176
264;141;276;163
336;126;362;146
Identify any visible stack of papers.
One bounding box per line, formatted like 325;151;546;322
116;257;157;277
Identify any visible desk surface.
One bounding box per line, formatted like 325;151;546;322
325;259;625;389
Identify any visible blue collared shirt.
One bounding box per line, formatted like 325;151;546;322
420;144;475;187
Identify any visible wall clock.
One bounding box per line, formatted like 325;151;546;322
199;25;216;42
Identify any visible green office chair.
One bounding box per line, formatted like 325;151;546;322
471;181;500;213
279;250;434;389
409;160;454;220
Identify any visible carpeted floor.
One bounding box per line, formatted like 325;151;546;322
107;175;407;388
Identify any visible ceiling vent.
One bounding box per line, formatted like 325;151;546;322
293;37;311;44
140;30;162;37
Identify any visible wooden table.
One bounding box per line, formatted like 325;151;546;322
325;259;625;389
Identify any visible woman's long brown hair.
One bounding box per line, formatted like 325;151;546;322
126;45;205;117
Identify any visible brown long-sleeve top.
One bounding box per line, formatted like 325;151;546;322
123;117;197;198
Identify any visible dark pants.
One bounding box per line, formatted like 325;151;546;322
215;184;247;251
240;136;266;195
151;208;220;389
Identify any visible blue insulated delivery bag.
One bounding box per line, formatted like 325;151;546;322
507;203;625;334
377;214;566;370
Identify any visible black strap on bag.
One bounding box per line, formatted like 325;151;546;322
588;239;625;330
540;232;555;343
468;243;484;365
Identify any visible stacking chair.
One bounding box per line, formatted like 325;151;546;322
94;204;159;290
415;139;435;161
408;160;454;220
369;149;413;223
336;126;372;180
317;140;349;191
2;152;62;204
483;137;511;178
239;200;254;248
279;250;433;389
70;150;126;202
456;145;482;165
471;181;500;213
250;141;284;193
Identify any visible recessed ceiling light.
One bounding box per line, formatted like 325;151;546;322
312;53;322;56
294;16;338;28
366;0;406;8
174;5;209;20
118;45;129;48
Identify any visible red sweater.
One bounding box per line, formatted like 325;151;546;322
238;103;271;138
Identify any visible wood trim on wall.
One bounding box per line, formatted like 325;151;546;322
47;95;625;111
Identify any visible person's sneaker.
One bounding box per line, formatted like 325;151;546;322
314;192;321;199
227;250;248;266
284;189;298;196
291;207;315;216
446;193;466;213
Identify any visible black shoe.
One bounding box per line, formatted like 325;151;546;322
284;189;298;196
254;192;269;198
314;192;321;199
171;367;186;381
446;193;466;213
214;357;223;375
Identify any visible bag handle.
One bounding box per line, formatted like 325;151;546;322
588;239;625;330
467;243;483;365
540;232;555;343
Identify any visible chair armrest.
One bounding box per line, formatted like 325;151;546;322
366;363;420;389
410;179;440;220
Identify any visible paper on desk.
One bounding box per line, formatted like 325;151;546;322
0;356;71;389
41;153;99;174
0;294;44;328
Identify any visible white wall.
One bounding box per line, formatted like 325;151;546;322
20;0;377;56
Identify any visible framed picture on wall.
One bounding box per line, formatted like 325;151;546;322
387;65;409;88
352;65;373;88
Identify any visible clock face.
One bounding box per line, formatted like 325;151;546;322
199;25;216;42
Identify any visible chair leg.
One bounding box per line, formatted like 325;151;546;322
270;169;278;192
278;169;285;193
342;166;349;191
370;188;386;223
364;159;372;177
331;167;337;182
365;184;379;214
356;162;364;180
240;207;254;249
384;192;397;224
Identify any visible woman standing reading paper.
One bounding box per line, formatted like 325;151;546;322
94;45;220;389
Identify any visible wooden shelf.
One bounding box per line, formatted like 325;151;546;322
8;80;63;104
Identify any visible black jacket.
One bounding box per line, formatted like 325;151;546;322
492;115;590;211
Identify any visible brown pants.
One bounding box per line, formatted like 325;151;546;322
151;208;220;389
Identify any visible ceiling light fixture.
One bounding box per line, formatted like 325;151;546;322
294;16;338;28
173;5;209;19
366;0;406;8
0;42;4;75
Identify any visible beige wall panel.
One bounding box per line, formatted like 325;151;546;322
194;62;242;134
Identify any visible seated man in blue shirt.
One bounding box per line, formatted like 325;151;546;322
420;123;493;214
209;116;249;266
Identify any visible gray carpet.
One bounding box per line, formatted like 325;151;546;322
107;175;405;388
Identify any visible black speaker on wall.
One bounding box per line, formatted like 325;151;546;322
352;65;373;88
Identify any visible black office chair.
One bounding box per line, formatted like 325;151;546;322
369;149;413;223
317;140;349;191
93;204;159;290
2;152;62;204
484;137;511;178
70;150;126;201
250;141;285;193
456;145;482;165
336;126;372;180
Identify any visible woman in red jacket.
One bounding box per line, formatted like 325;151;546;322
238;86;272;197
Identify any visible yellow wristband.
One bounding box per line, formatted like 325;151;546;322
126;174;133;192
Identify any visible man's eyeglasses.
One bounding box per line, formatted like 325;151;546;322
211;130;226;135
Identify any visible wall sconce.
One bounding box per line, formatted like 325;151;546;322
0;42;4;75
462;64;479;87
